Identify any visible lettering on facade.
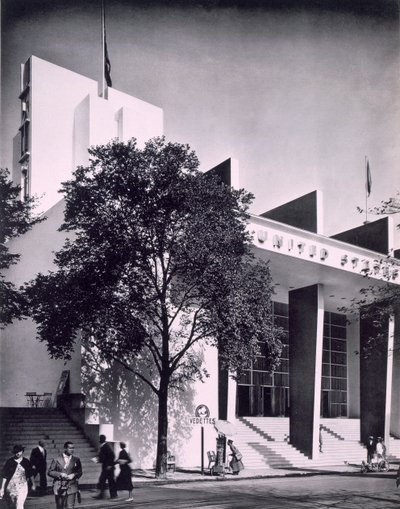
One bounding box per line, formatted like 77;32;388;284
273;235;283;248
188;417;216;425
320;248;329;260
297;242;305;254
253;227;398;281
373;261;381;274
361;260;370;274
257;230;267;243
309;245;317;257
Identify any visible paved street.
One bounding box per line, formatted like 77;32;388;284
25;472;400;508
135;475;400;508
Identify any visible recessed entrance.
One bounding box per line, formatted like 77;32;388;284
237;385;289;417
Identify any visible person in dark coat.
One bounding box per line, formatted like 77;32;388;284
227;439;244;475
93;435;118;500
30;440;47;494
0;444;36;508
115;442;133;502
366;436;375;463
47;441;82;509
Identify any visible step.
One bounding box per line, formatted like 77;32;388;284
0;408;101;486
232;417;369;468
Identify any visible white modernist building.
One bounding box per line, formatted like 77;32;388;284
1;56;400;470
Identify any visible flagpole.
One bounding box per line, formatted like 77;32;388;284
101;0;105;98
365;155;368;224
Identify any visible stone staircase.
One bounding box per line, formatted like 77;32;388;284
0;408;100;486
232;417;370;469
388;436;400;463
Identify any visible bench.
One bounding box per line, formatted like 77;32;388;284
167;451;176;472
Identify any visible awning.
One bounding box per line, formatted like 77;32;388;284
214;420;236;436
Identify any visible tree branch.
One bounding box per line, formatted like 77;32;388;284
107;352;159;396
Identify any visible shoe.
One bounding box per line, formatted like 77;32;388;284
110;495;119;499
126;497;134;501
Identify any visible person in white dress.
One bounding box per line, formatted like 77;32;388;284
0;445;36;509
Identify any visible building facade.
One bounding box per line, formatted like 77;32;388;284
1;56;400;467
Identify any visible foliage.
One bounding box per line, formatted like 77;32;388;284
357;192;400;217
344;193;400;356
0;168;44;326
340;283;400;357
26;137;282;476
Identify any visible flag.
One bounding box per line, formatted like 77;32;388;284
104;29;112;88
366;159;372;196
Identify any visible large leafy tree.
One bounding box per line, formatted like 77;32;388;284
0;168;43;326
26;137;282;477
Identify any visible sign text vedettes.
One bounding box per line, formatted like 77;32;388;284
189;404;216;425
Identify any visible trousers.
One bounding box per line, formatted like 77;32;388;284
98;467;117;497
54;492;76;509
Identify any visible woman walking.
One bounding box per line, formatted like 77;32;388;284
227;439;244;475
115;442;134;502
0;445;36;508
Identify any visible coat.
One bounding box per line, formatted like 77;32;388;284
1;457;34;488
47;455;82;496
98;443;115;470
228;444;244;473
116;449;133;491
30;447;47;473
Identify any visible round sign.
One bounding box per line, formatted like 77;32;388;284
195;404;210;419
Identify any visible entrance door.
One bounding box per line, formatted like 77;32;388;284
273;387;289;417
321;390;329;417
263;387;272;416
237;386;250;417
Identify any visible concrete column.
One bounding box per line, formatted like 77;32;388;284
390;309;400;440
347;318;360;418
289;284;324;459
385;316;395;446
360;311;394;444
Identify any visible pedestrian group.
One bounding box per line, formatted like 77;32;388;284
366;435;387;464
0;435;133;508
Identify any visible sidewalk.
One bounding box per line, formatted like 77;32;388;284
24;462;383;508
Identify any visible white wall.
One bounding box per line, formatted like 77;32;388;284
0;200;81;407
30;56;98;213
29;56;164;213
111;96;163;148
175;343;219;468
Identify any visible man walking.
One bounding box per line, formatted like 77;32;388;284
48;441;82;509
93;434;118;500
30;440;47;494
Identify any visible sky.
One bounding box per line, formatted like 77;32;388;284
1;0;399;238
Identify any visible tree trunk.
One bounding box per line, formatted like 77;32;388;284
155;376;169;478
110;362;121;432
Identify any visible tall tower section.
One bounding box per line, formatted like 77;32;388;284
1;56;164;408
14;56;163;213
